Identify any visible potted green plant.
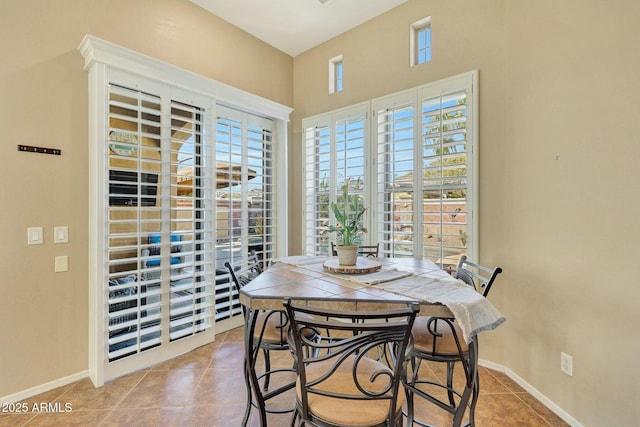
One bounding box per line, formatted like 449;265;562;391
327;180;367;265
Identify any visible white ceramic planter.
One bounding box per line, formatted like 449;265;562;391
336;245;358;265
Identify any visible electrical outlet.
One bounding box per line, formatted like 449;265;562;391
561;352;573;376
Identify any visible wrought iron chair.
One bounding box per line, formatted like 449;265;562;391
404;255;503;427
358;243;380;257
245;249;262;277
284;299;419;427
224;253;294;426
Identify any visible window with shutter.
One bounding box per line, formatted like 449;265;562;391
82;35;291;385
168;101;213;342
374;100;416;257
303;72;477;264
421;89;470;266
214;106;275;321
303;104;367;255
106;85;215;363
107;85;164;362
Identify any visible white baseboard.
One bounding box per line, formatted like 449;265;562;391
0;370;89;404
479;359;583;427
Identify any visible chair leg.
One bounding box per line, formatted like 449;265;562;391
446;361;456;407
262;348;271;391
243;310;260;427
467;339;480;427
404;356;420;426
245;310;271;427
241;356;252;427
452;384;473;427
453;339;479;427
404;385;415;426
468;370;480;427
289;408;299;427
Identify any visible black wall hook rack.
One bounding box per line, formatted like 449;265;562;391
18;145;62;155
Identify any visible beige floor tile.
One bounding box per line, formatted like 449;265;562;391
23;409;111;426
5;326;569;426
100;407;182;427
118;369;205;408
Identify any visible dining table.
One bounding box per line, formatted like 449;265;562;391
238;255;506;427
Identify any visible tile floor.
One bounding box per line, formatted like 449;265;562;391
0;327;569;427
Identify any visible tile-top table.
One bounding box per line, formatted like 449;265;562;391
241;256;505;339
238;256;506;426
241;256;448;311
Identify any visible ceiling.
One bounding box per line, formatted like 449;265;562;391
190;0;408;57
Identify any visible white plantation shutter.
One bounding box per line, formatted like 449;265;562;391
303;72;477;264
303;119;330;255
168;100;214;341
246;117;275;261
373;73;476;262
103;82;277;376
214;113;243;321
214;106;275;321
421;89;470;264
104;80;216;372
302;104;367;255
374;97;417;257
83;36;292;386
107;84;164;361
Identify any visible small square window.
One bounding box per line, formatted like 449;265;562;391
329;55;343;94
411;17;432;66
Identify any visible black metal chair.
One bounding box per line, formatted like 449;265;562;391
284;299;419;427
404;255;503;427
358;243;380;257
225;253;294;426
245;249;262;277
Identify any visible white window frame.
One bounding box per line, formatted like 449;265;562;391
329;54;344;94
79;34;291;387
372;71;477;262
302;71;478;263
302;103;369;255
410;17;432;66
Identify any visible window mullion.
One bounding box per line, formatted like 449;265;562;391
413;92;424;259
159;94;172;343
240;117;249;259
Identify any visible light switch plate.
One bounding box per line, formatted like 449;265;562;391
27;227;43;245
54;226;69;243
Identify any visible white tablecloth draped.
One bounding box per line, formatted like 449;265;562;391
377;274;506;342
274;256;506;342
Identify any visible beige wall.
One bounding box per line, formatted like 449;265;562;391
2;0;640;425
292;0;640;425
502;1;640;425
0;0;292;398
